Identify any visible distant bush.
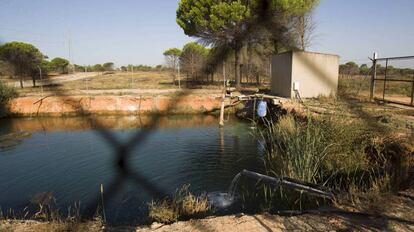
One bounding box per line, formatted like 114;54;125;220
0;81;17;104
0;81;17;116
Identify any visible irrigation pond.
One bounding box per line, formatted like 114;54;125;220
0;115;264;225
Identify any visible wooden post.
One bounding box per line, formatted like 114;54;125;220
223;61;226;88
370;53;377;101
219;90;225;127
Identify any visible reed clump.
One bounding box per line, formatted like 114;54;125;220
261;113;410;194
148;184;211;224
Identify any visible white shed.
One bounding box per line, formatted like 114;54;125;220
271;51;339;98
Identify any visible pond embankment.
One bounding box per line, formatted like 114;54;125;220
2;186;414;232
6;95;222;117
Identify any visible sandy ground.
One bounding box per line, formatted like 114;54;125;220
8;72;100;88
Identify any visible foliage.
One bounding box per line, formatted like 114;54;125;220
92;64;105;72
148;184;211;224
0;42;45;88
102;62;114;71
163;48;182;80
50;57;69;74
0;42;44;75
176;0;319;89
261;113;388;190
163;48;182;58
0;81;17;107
262;115;333;183
180;42;209;82
339;61;359;76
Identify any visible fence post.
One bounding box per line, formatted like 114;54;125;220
411;73;414;106
382;59;388;101
369;53;377;101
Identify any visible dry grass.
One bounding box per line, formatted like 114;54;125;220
3;71;225;96
65;71;175;90
148;185;211;224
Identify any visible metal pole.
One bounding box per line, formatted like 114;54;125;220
411;72;414;106
370;53;377;101
38;65;43;96
382;59;388;101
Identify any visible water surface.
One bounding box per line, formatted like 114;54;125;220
0;115;263;224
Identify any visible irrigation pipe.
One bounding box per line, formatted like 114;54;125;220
240;170;334;200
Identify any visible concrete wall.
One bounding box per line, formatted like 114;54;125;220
271;52;292;98
271;51;339;98
292;51;339;98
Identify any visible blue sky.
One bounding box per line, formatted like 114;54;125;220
1;0;413;67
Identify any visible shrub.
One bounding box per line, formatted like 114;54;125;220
0;81;17;115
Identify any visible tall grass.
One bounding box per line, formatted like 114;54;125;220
262;115;332;183
251;112;412;213
260;113;395;192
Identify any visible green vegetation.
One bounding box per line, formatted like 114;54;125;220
102;62;114;71
176;0;319;89
262;115;333;183
163;48;182;83
0;41;45;88
50;57;70;74
0;81;17;116
148;185;211;224
256;99;413;213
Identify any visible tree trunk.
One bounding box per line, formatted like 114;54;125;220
19;76;23;89
32;75;36;87
234;49;241;90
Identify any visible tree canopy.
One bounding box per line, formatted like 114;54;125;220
0;41;45;88
50;57;70;74
163;48;182;57
180;42;209;81
103;62;115;71
176;0;319;89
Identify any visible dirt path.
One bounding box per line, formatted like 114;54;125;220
40;72;100;85
9;72;100;87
